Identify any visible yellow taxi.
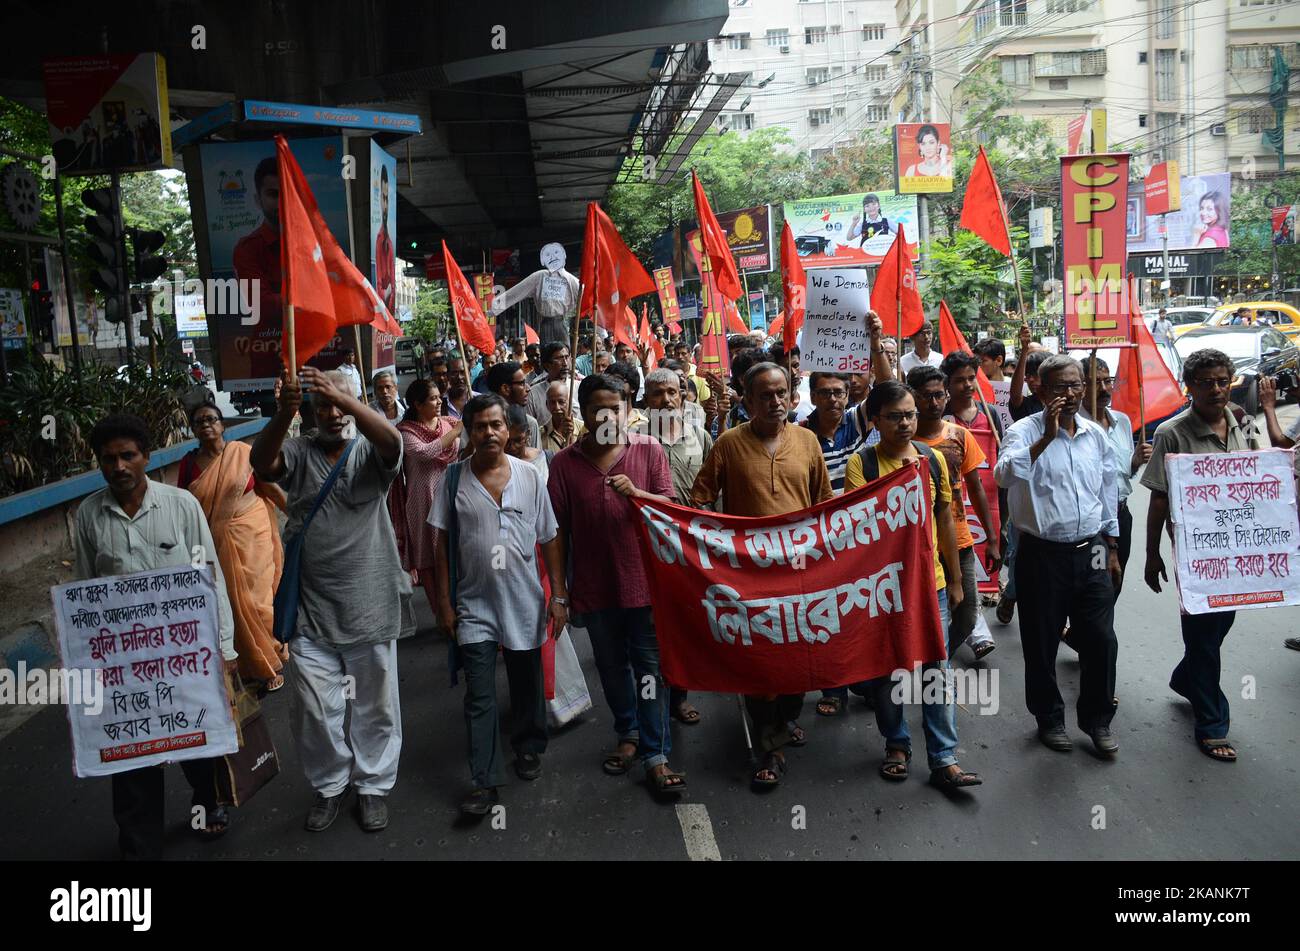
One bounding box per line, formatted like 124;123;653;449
1174;301;1300;343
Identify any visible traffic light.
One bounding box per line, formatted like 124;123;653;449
128;228;167;284
82;187;127;323
30;276;54;337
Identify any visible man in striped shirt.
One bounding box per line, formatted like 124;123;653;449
802;372;876;494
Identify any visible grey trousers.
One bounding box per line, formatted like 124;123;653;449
460;640;548;789
950;546;993;654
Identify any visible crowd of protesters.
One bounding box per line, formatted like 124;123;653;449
75;313;1296;858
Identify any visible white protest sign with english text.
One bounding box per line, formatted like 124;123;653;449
801;268;873;374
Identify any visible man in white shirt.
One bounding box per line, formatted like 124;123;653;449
75;414;236;860
994;354;1122;758
1151;308;1175;347
899;323;944;375
337;348;364;399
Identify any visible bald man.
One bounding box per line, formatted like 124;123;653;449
541;379;578;451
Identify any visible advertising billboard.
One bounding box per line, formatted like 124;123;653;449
1127;171;1231;254
369;140;398;373
781;190;919;269
894;122;954;195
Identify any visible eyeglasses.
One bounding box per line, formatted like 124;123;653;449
813;388;848;399
1189;377;1232;390
193;416;221;428
918;390;947;402
1046;382;1085;395
880;411;918;423
1095;377;1115;387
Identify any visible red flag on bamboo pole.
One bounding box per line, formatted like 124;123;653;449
692;170;743;302
1112;297;1186;433
937;301;995;403
579;202;656;332
870;223;925;337
779;221;806;353
442;240;496;355
960;146;1012;256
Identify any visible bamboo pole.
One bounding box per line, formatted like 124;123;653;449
1088;347;1098;420
285;304;297;383
353;323;368;402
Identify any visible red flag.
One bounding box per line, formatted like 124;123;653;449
1112;299;1186;433
960;146;1012;256
442;240;496;355
723;297;748;335
871;224;925;338
767;311;785;340
638;306;660;369
668;320;682;335
691;171;742;302
937;301;995;403
779;221;806;353
579;202;655;332
524;324;539;345
276;137;337;368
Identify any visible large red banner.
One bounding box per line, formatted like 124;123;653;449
1062;153;1131;348
630;464;945;694
956;416;1001;594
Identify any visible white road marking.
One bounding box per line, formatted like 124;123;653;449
675;803;722;861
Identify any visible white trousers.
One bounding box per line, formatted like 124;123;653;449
289;637;402;797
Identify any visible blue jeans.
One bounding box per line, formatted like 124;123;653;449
870;589;960;771
1173;611;1235;741
1003;522;1020;600
583;607;671;769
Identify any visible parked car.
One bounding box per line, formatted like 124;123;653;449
1067;340;1187;440
1143;305;1215;333
1185;301;1300;344
394;336;423;374
1173;325;1300;414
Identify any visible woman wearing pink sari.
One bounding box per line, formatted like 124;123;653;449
393;379;463;614
179;403;288;690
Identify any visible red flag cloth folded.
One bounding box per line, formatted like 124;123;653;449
629;464;944;693
937;300;995;403
723;297;748;335
960;146;1012;256
276;136;338;369
442;240;496;355
780;221;806;353
767;311;785;340
1112;300;1186;433
668;320;682;335
579;202;656;330
692;171;743;302
638;305;659;369
524;324;539;345
871;224;925;338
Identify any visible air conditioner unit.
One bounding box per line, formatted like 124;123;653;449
780;46;790;54
1210;123;1226;136
871;86;884;96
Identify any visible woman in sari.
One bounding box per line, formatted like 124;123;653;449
179;403;288;690
394;379;463;614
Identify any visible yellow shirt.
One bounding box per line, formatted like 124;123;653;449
844;447;951;590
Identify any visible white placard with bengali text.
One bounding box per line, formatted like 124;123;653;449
1168;449;1300;614
801;269;873;374
51;565;238;777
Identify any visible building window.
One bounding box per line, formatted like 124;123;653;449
864;65;888;82
725;33;751;51
975;1;996;38
1230;44;1300;70
1046;0;1089;11
1236;107;1274;135
830;24;841;35
866;105;888;122
807;67;830;85
861;23;886;41
806;26;828;44
835;106;847;118
1048;78;1069;90
808;108;832;127
766;28;790;48
722;113;754;131
1034;50;1106;76
1156;0;1176;40
1000;55;1031;87
1138;114;1148;128
1138;51;1148;64
1155;48;1176;100
999;0;1027;27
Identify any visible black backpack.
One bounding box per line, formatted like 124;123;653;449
856;441;945;496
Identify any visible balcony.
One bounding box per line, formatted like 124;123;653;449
1229;0;1300;32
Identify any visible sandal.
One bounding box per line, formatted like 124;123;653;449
787;722;807;747
671;702;701;725
930;765;983;788
816;696;843;717
602;743;638;776
194;803;230;841
648;765;687;794
751;752;786;789
1197;738;1237;762
879;747;911;781
265;674;285;692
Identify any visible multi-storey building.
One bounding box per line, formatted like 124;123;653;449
705;0;903;157
892;0;1298;172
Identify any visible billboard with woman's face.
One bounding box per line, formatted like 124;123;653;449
894;122;954;194
1127;172;1231;253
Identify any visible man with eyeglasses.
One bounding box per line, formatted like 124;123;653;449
994;355;1122;757
1142;349;1262;764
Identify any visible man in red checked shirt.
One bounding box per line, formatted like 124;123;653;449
232;157;284;326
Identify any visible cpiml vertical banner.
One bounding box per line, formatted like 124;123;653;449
1062;154;1131;347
